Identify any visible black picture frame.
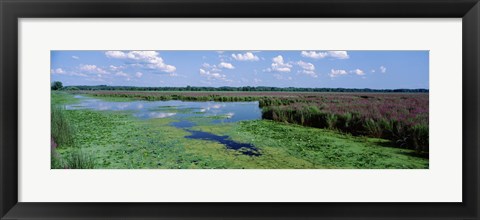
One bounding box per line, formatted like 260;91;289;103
1;0;479;219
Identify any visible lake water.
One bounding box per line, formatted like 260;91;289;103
66;95;263;156
66;95;262;122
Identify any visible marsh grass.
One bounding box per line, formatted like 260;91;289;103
52;149;96;169
63;149;96;169
51;92;428;169
262;105;428;153
51;94;96;169
51;105;75;147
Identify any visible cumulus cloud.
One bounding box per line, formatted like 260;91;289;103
79;64;108;74
135;72;143;78
328;51;349;59
296;61;317;78
301;51;350;59
105;51;127;59
105;51;176;73
109;65;125;71
380;66;387;73
301;51;328;59
202;63;222;72
71;56;79;60
329;69;348;77
199;62;232;82
329;68;366;78
350;69;365;76
218;62;235;69
50;68;65;74
271;55;292;72
51;68;87;77
231;52;259;61
199;68;228;81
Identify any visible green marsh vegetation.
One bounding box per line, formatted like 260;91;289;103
73;90;429;154
51;92;96;169
50;90;428;169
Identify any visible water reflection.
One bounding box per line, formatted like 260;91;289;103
185;129;261;156
169;120;261;156
67;95;262;156
66;95;262;122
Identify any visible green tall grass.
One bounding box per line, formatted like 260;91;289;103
63;150;96;169
51;105;75;147
51;104;96;169
51;150;96;169
262;105;429;153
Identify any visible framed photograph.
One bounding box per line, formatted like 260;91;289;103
1;0;479;219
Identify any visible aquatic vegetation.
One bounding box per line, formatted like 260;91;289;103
70;90;428;153
51;92;429;169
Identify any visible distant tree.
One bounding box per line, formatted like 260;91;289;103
51;81;63;90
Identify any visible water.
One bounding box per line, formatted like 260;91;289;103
168;120;261;156
185;129;261;156
66;95;262;122
66;95;262;156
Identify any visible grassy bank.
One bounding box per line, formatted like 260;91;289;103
51;92;96;169
262;105;428;153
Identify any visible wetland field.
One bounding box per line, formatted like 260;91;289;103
51;90;428;169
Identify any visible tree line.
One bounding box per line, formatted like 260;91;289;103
57;83;428;93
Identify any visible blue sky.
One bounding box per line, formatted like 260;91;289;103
51;50;429;89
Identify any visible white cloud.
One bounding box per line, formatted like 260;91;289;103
296;61;317;78
218;62;235;69
105;51;127;59
296;61;315;71
135;72;143;78
198;62;233;81
71;56;79;60
199;62;232;81
50;68;65;74
371;69;376;73
329;69;348;77
350;69;365;76
301;51;349;59
199;68;228;81
79;64;108;74
202;63;213;68
105;50;176;73
51;68;87;77
329;68;366;77
328;51;349;59
109;65;124;71
231;52;259;61
271;55;292;72
301;51;328;59
202;63;221;72
380;66;387;73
